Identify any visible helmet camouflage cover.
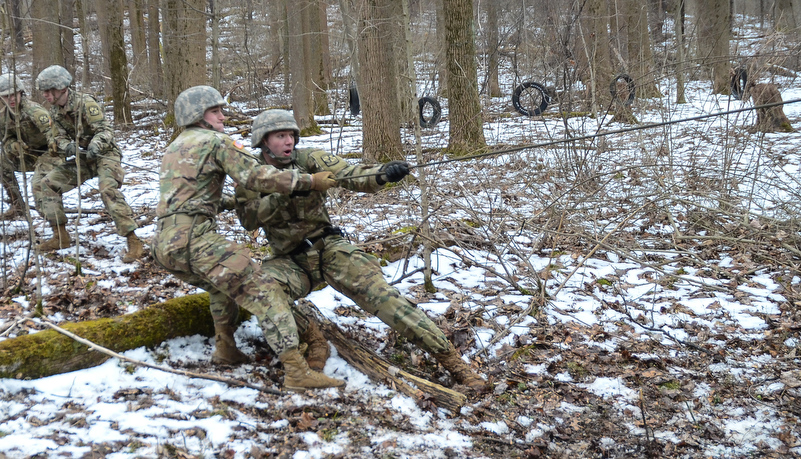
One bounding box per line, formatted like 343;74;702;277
0;73;27;96
251;109;300;148
35;65;72;91
174;85;227;127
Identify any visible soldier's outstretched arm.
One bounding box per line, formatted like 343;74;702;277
219;136;310;195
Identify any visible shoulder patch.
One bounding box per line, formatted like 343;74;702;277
39;114;51;125
233;139;245;149
87;105;101;117
319;154;340;167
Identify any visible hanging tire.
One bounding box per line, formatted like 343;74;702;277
349;86;360;116
418;96;441;128
731;67;748;100
609;74;636;105
511;81;550;116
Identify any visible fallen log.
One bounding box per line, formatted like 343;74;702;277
293;299;467;413
0;295;466;412
0;293;216;379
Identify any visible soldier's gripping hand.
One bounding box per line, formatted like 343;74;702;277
87;143;100;160
64;142;77;159
48;142;59;157
310;171;337;192
379;160;410;183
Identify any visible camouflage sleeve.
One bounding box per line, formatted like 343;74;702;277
234;185;263;231
28;105;58;154
82;95;115;152
306;149;384;193
217;135;312;195
50;108;73;153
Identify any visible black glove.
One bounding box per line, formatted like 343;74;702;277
64;142;77;158
380;160;410;183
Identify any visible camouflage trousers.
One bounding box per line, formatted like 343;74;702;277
39;151;137;236
0;146;58;209
251;235;450;354
151;214;300;354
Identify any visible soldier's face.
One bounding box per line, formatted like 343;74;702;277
0;92;21;109
42;88;68;106
203;106;226;132
265;130;295;162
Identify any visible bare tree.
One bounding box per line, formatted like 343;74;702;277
483;0;502;98
162;0;207;119
697;0;731;94
356;0;403;161
128;0;148;72
60;0;75;71
31;0;64;79
576;0;613;112
146;0;164;98
618;0;661;98
96;0;132;124
286;0;320;134
444;0;486;154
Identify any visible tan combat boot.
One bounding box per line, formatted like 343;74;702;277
122;231;144;263
300;320;330;371
39;222;72;251
211;324;249;365
279;347;345;391
432;344;491;395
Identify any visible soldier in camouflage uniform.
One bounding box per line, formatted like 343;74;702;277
34;65;143;262
0;73;59;220
151;86;344;391
234;109;489;394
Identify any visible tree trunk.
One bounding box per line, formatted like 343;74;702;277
31;0;64;81
577;0;613;112
8;0;25;51
98;0;132;124
309;0;331;116
435;0;448;96
162;0;207;123
774;0;798;34
697;0;731;94
623;0;661;98
286;0;320;135
0;294;216;380
443;0;486;155
0;295;467;412
128;0;148;72
356;0;403;162
675;0;686;104
484;0;501;98
396;0;417;127
60;0;76;72
146;0;164;98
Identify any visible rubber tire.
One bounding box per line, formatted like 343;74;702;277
349;86;360;116
418;96;441;128
731;68;748;100
609;74;636;106
512;81;550;116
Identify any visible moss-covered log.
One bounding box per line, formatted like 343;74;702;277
0;294;215;380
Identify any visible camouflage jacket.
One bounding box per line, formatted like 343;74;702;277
0;98;56;153
157;127;313;219
235;147;384;255
50;89;118;157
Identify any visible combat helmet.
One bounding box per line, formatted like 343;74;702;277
174;85;227;127
35;65;72;91
251;109;300;148
0;74;27;96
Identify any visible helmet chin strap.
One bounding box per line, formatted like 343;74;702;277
266;147;294;165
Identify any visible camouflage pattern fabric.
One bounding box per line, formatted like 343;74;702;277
38;90;136;235
0;98;59;208
152;127;317;355
235;148;451;354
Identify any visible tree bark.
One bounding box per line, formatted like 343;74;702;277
696;0;731;94
0;294;216;380
146;0;164;98
577;0;613;112
286;0;321;135
356;0;403;162
622;0;661;98
162;0;207;123
31;0;64;81
98;0;132;124
0;295;466;412
443;0;486;155
484;0;502;98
